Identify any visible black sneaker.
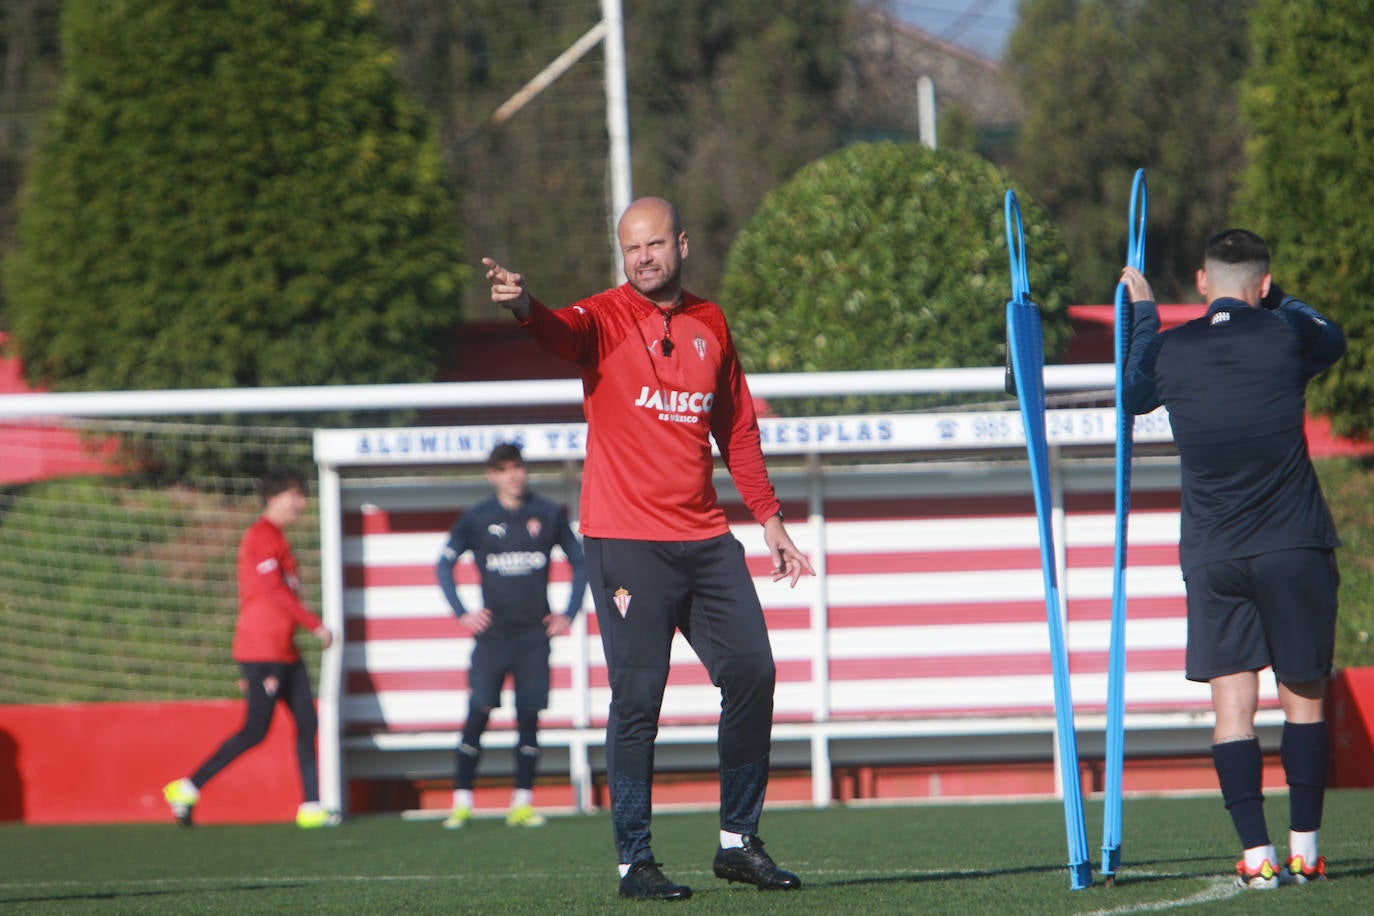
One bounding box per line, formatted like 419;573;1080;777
713;835;801;890
618;861;693;901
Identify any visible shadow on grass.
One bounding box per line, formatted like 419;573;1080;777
818;855;1223;890
4;881;307;906
821;862;1111;889
818;853;1374;892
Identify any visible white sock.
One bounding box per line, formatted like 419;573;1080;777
512;788;533;808
719;830;744;849
298;801;322;814
618;864;631;878
453;789;473;809
1289;830;1319;865
176;778;200;802
1243;844;1277;871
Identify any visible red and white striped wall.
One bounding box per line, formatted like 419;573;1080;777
322;453;1279;810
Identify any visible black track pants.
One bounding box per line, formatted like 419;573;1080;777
586;534;776;865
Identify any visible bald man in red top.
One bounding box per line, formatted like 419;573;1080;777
162;469;338;829
485;197;814;900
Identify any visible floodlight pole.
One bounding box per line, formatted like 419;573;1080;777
602;0;633;283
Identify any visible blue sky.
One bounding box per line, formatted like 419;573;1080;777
894;0;1020;61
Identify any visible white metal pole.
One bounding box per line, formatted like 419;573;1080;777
806;453;833;807
490;22;608;126
917;75;937;150
602;0;633;283
316;462;346;814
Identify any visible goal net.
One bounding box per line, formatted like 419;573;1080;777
0;417;319;703
0;366;1112;707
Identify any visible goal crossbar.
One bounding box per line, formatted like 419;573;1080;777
0;365;1115;420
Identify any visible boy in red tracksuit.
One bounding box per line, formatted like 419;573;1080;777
162;469;338;828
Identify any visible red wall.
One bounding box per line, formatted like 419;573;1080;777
1330;667;1374;787
4;670;1374;824
0;331;123;485
0;701;308;825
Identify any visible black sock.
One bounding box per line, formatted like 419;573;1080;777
1282;721;1328;832
1212;738;1270;850
515;708;540;791
455;708;489;791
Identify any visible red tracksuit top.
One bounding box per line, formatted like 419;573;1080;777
232;516;323;662
519;283;780;540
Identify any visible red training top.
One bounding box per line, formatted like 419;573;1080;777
519;283;780;540
232;516;323;662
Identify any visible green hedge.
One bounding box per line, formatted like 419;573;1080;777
720;141;1074;414
4;0;466;395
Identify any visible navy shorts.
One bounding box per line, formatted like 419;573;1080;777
467;629;551;713
1184;548;1339;684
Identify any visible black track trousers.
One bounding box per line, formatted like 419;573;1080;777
586;534;776;865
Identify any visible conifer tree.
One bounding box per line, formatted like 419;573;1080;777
1236;0;1374;437
5;0;466;391
1007;0;1253;303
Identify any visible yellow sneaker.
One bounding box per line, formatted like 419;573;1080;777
1281;854;1327;885
1234;858;1279;890
505;804;546;828
162;778;198;828
296;802;341;829
442;805;472;830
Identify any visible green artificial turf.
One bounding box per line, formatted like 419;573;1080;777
2;791;1370;913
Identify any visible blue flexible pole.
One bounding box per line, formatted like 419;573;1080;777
1103;168;1147;882
1005;191;1092;891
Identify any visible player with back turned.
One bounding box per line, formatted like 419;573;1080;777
483;196;815;900
1121;229;1345;889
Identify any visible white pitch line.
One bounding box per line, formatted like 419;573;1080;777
1081;874;1242;914
0;874;567;890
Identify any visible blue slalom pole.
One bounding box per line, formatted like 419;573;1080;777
1004;191;1092;891
1102;168;1147;884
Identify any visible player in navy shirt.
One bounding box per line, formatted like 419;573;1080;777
1121;229;1345;889
435;443;588;829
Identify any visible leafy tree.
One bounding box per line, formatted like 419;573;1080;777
377;0;616;319
937;104;982;156
379;0;851;318
1118;0;1254;297
627;0;849;299
720;141;1073;412
1007;0;1254;304
0;0;63;329
4;0;466;392
1236;0;1374;438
